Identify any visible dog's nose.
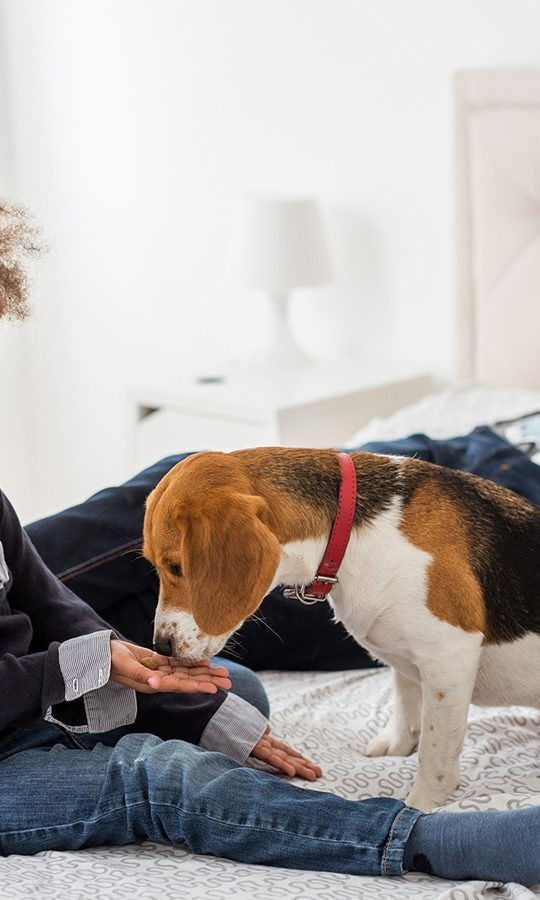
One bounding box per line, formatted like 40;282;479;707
153;638;172;657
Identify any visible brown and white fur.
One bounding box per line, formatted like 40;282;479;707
143;447;540;811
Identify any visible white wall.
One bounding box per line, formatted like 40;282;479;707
1;0;540;522
0;17;34;510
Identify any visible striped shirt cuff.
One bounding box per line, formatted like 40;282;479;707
45;629;137;733
199;692;268;763
59;629;114;700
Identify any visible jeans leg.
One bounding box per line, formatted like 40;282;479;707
355;427;540;508
0;728;420;874
214;657;270;718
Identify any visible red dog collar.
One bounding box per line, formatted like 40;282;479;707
284;452;357;605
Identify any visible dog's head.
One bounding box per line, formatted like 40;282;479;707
143;452;281;661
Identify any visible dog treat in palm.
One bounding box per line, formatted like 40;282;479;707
141;656;160;670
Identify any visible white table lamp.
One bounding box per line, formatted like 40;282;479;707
226;195;334;365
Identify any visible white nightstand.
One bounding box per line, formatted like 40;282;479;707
128;362;433;472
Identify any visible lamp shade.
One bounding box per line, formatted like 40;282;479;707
225;195;333;293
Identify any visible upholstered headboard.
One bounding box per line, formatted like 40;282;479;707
455;69;540;389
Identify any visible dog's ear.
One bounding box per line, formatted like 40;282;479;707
182;491;281;635
143;460;184;562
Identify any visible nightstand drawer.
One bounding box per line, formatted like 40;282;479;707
133;408;275;470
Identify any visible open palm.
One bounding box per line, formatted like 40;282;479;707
109;639;232;694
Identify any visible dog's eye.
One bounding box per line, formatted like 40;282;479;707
169;563;183;578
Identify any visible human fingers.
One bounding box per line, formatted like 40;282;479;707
145;663;229;678
114;667;231;693
251;742;296;777
146;671;232;693
137;652;228;679
264;736;322;772
254;739;322;780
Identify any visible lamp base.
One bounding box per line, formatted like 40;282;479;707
259;291;312;367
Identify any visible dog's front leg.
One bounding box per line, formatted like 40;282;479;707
366;668;422;757
405;639;482;812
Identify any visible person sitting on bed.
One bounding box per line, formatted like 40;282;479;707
1;199;539;885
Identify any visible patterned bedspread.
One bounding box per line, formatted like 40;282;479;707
2;667;540;899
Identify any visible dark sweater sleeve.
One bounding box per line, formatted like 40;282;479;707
0;641;66;734
1;491;114;645
0;490;110;734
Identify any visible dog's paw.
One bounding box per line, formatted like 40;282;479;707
365;724;419;758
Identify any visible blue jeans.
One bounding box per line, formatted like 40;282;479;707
214;657;269;718
0;714;420;872
361;426;540;508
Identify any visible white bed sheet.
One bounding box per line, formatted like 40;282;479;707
346;383;540;446
4;384;540;900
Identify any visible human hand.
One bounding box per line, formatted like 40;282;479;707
109;639;232;694
250;725;323;781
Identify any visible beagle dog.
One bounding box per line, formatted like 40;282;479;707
143;447;540;811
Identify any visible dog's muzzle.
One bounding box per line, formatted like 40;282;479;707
153;607;232;662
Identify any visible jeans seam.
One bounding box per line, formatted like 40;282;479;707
381;806;408;875
0;800;150;837
149;801;381;849
58;539;143;582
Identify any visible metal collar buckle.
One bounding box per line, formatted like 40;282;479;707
281;453;356;607
284;576;338;605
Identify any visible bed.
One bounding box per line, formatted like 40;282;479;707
4;69;540;899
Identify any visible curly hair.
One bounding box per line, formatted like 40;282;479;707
0;199;44;321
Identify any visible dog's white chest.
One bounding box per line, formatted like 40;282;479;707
329;501;434;664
